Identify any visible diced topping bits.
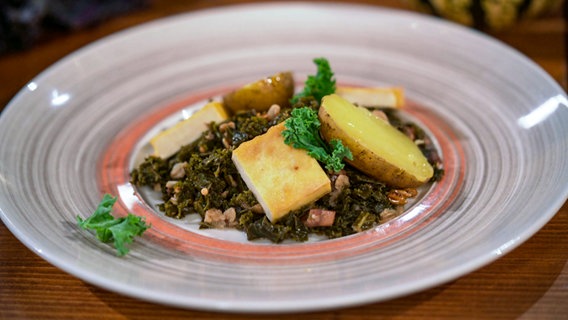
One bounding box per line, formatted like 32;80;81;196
371;110;389;123
226;175;238;188
387;188;418;205
170;162;187;179
379;207;403;222
165;180;178;191
266;104;281;120
200;187;209;196
401;125;416;141
204;207;237;228
304;209;336;227
329;173;350;206
223;207;237;226
205;131;215;140
222;137;231;149
204;209;223;226
251;204;264;214
219;121;235;133
334;174;350;190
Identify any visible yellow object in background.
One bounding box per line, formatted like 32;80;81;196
405;0;564;30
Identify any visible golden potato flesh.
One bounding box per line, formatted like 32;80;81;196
319;94;434;188
223;72;294;114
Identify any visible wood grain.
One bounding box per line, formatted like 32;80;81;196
1;1;566;319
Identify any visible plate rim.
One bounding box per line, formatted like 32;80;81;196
1;1;567;313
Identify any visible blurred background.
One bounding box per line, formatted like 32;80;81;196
0;0;565;108
0;0;564;55
0;0;151;54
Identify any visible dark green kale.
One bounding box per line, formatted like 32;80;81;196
130;156;169;186
229;190;259;209
291;95;320;110
310;167;392;238
244;214;309;243
230;111;270;148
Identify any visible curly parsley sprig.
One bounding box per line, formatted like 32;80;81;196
282;107;352;172
291;57;336;104
77;194;150;256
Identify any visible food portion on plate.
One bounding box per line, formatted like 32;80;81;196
130;58;444;243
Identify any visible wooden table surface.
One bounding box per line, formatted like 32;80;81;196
1;1;566;319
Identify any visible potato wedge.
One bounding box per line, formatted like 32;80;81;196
223;72;294;114
319;94;433;188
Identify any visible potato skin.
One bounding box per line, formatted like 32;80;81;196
223;72;294;114
318;107;429;188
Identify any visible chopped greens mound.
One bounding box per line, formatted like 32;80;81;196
131;101;442;243
130;58;444;243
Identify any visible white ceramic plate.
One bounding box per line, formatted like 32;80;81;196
0;2;567;313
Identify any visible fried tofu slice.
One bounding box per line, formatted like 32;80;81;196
336;86;404;108
232;122;331;222
150;101;228;158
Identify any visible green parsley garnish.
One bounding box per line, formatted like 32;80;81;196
291;57;336;104
77;194;150;256
282;107;352;172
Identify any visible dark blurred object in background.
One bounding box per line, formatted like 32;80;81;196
405;0;565;30
0;0;149;55
0;0;47;53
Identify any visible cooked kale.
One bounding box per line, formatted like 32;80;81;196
131;103;443;243
244;214;309;243
130;156;168;186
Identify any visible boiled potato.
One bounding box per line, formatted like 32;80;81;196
223;72;294;113
319;94;434;188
